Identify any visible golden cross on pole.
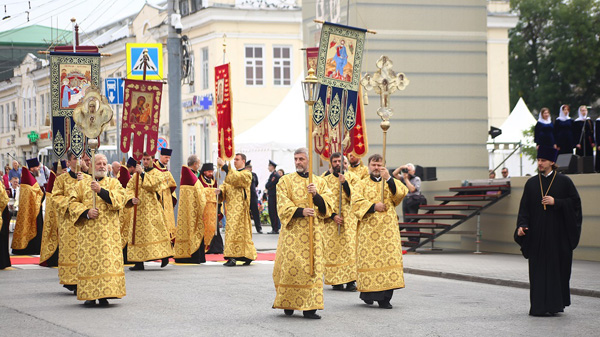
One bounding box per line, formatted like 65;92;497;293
360;56;410;201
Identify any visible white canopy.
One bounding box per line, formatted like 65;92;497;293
488;97;538;176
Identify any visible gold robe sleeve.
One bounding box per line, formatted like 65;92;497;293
224;168;252;189
276;176;298;227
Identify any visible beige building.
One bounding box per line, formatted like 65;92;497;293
0;0;303;166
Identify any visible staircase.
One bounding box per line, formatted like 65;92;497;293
399;183;511;252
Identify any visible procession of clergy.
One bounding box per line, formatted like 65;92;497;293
2;145;407;318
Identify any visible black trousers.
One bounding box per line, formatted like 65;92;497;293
250;195;262;232
360;289;394;303
174;241;206;264
268;194;280;232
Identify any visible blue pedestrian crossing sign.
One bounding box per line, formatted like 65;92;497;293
104;78;124;104
126;43;163;80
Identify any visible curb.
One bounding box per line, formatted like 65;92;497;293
403;267;600;299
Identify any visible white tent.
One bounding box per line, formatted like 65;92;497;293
214;77;306;193
488;97;538;177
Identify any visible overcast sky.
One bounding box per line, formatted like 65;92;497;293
0;0;166;34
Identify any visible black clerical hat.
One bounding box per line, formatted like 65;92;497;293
537;145;558;162
160;148;173;156
26;157;40;168
268;160;277;167
201;163;214;172
246;160;252;167
126;157;137;168
52;161;58;172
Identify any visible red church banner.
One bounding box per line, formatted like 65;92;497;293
120;79;162;160
344;86;368;158
215;63;234;161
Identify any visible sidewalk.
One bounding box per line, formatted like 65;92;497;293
250;225;600;298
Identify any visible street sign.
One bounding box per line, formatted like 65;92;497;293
126;43;163;80
157;137;168;152
104;78;124;104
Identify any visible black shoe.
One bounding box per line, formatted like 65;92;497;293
129;262;144;271
63;284;76;292
284;309;294;316
223;259;236;267
378;301;393;309
256;230;263;234
363;299;374;305
161;257;170;268
98;299;109;306
345;282;357;292
243;260;252;266
84;300;96;307
303;310;321;319
268;231;279;234
332;284;344;291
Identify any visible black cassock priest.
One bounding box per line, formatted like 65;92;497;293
514;145;582;316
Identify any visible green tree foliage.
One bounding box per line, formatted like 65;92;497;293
509;0;600;117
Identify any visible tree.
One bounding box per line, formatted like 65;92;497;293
509;0;600;117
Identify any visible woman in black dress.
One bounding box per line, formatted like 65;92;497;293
573;105;595;157
554;104;574;154
534;107;555;149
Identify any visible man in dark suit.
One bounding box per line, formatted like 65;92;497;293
245;161;262;234
265;160;281;234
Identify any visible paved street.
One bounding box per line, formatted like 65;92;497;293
2;230;600;336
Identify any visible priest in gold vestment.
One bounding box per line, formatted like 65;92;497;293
348;153;369;180
127;153;174;270
216;153;257;266
39;166;59;268
11;162;44;255
68;154;126;306
353;154;407;309
174;163;207;264
46;152;90;293
272;148;333;319
322;152;359;291
154;148;177;242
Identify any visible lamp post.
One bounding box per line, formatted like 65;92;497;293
301;68;321;276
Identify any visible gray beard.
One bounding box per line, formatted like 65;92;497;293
95;171;107;178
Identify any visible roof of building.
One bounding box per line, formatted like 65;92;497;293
0;25;71;46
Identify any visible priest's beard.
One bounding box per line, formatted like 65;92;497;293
95;170;107;179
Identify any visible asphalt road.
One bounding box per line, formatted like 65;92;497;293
1;262;599;337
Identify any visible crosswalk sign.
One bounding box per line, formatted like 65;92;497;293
126;43;163;80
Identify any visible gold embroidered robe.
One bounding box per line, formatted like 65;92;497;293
353;176;408;293
158;169;177;241
349;161;369;180
220;168;257;261
53;172;90;285
11;167;44;253
174;166;206;258
272;173;334;311
0;185;7;230
126;169;174;262
40;171;58;264
68;177;126;301
322;171;359;285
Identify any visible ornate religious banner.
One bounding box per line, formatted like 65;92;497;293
344;86;368;158
215;63;234;161
50;51;101;158
306;47;319;75
314;22;366;159
120;79;162;160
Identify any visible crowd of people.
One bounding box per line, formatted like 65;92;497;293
0;142;584;318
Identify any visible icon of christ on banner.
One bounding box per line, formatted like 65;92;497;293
326;34;357;82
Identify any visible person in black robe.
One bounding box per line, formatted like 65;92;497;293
595;117;600;172
534;107;556;149
265;160;281;234
554;104;574;155
1;196;11;269
572;106;594;157
245;161;262;234
514;145;582;317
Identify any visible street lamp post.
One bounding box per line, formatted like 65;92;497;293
301;68;321;276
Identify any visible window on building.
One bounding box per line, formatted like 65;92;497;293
40;95;44;125
245;46;264;86
4;104;8;131
202;47;209;90
191;0;203;12
180;0;190;16
0;105;4;132
11;102;16;130
188;124;197;155
22;100;26;128
32;97;37;127
273;46;292;86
